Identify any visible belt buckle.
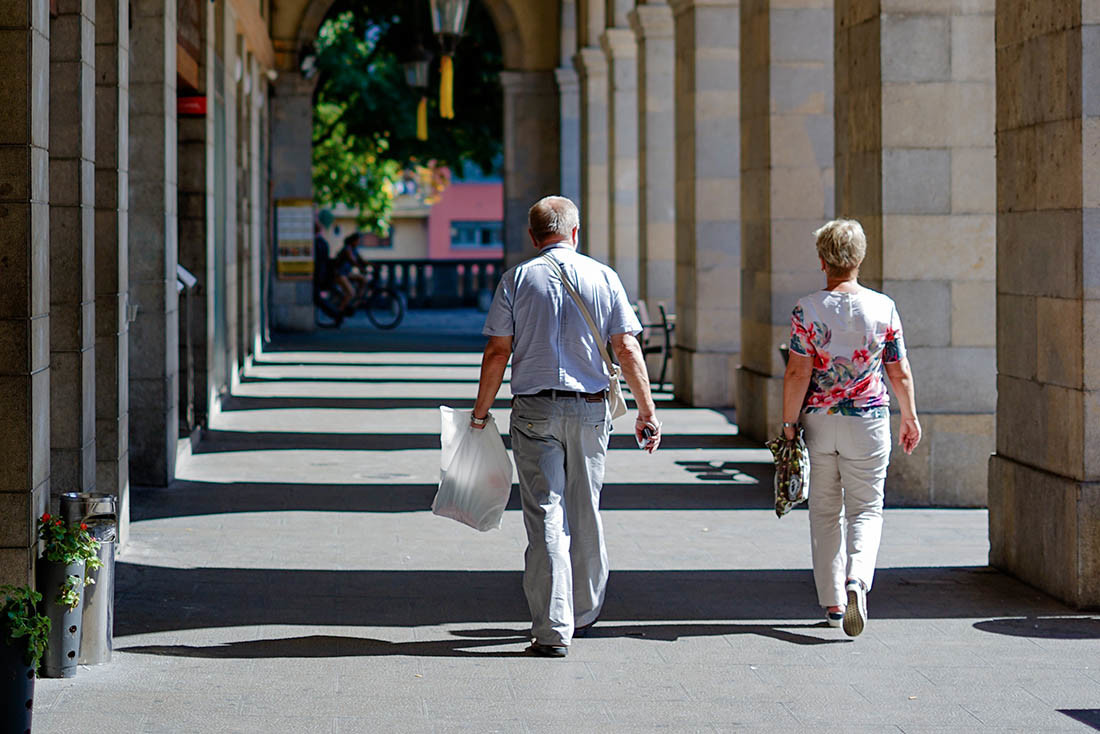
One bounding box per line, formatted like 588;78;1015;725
584;392;603;403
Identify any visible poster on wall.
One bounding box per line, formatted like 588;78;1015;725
275;199;314;280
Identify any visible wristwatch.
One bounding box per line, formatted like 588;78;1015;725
782;421;797;429
471;413;490;426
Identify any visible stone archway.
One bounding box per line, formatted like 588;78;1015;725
267;0;564;329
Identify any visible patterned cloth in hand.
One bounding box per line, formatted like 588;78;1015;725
766;426;810;518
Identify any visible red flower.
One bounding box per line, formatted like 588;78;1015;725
55;520;63;526
813;352;830;370
41;513;50;521
80;523;88;531
853;349;871;365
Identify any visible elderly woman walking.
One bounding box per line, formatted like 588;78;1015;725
780;219;921;637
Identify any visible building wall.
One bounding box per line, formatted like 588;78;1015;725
428;182;504;260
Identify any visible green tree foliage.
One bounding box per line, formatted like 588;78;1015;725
311;0;503;233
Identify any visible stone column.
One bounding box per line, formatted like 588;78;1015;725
574;47;610;262
501;70;560;269
738;0;833;442
556;68;582;206
602;27;640;296
234;41;250;376
988;2;1100;608
630;1;676;304
128;0;178;487
95;0;130;543
0;0;51;585
557;0;581;204
671;0;741;408
248;58;263;359
176;0;213;431
269;73;314;331
50;0;97;499
835;1;995;505
221;11;239;383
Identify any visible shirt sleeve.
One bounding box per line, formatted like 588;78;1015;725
883;304;906;363
482;274;515;336
606;271;643;337
789;303;812;356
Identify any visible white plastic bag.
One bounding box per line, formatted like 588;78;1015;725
433;406;514;531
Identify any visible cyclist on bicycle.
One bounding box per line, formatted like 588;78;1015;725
335;232;370;314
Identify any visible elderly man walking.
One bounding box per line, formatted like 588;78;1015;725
471;195;661;657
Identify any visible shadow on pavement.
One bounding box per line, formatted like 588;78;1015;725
117;621;849;660
1058;709;1100;730
113;565;1081;640
131;480;777;519
973;616;1100;639
192;429;759;454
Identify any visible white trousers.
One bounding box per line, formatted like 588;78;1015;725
802;412;891;608
510;395;610;646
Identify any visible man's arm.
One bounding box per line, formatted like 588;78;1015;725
611;332;661;453
471;335;513;427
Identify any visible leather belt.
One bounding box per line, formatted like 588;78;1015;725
527;389;607;401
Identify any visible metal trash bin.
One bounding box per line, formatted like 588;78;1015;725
60;493;117;665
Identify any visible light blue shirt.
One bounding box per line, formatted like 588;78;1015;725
483;244;642;395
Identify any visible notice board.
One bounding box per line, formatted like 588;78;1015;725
275;199;314;280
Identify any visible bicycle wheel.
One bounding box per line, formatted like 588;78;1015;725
364;287;405;329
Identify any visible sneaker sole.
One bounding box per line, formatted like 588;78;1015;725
843;588;865;637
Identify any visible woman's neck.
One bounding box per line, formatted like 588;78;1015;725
825;274;860;292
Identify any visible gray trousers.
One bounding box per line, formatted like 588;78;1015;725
510;394;610;646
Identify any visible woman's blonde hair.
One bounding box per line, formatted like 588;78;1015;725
814;219;866;275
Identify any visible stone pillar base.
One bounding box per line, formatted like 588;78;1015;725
989;454;1100;609
887;412;992;507
737;367;782;443
272;281;315;332
675;348;738;408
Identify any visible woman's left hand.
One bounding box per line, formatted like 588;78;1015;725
899;416;921;455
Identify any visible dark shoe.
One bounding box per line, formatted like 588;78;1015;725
526;643;568;658
573;618;599;638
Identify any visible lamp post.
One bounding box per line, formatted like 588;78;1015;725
429;0;470;119
402;44;432;140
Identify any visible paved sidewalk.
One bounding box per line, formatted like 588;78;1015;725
34;335;1100;733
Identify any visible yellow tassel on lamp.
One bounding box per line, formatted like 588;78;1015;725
417;96;428;140
440;54;455;119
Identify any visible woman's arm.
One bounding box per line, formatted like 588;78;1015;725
884;357;921;454
781;353;814;439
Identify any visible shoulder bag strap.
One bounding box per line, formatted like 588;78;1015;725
539;252;619;378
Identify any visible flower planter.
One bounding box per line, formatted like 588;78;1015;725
36;558;85;679
0;637;34;734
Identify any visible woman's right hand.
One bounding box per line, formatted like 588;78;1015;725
899;416;921;455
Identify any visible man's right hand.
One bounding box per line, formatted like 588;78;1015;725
635;415;661;454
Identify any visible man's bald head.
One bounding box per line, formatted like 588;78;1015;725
528;196;580;245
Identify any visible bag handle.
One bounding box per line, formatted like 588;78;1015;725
538;252;620;378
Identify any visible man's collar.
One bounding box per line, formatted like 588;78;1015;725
538;240;573;251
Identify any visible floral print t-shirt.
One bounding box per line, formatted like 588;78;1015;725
789;288;906;416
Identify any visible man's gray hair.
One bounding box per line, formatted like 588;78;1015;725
528;196;580;242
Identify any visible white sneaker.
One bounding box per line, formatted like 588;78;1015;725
843;579;867;637
826;609;844;628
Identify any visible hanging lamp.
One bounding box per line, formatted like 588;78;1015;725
429;0;470;119
402;43;433;140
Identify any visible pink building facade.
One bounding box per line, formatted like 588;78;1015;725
427;181;504;260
